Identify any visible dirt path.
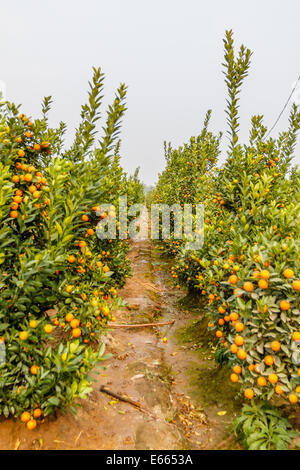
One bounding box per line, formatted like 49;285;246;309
0;240;240;450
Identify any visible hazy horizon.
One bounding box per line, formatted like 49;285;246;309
1;0;300;184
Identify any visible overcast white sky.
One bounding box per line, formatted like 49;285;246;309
1;0;300;184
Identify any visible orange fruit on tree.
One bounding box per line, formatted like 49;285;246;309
268;374;278;384
228;275;238;285
260;270;270;280
27;419;37;430
230;373;239;383
230;312;239;321
12;175;20;183
283;269;294;279
218;306;226;314
44;324;53;334
230;344;238;354
235;335;244;346
33;191;41;199
289;393;298;404
218;319;224;326
216;330;223;338
257;376;267;387
18;149;25;157
70;319;80;329
87;228;94;236
65;313;74;322
19;331;28;340
29;320;38;328
235;322;245;332
237;349;247;360
33;143;41;151
68;255;76;263
10;211;18;219
33;408;42;418
233;365;242;374
30;365;39;375
243;282;254;292
103;265;110;273
275;385;284;395
21;411;31;423
292;331;300;341
72;328;81;338
82;214;89;222
264;355;274;366
24;173;33;182
293;280;300;291
258;279;268;289
244;388;254;399
270;340;281;352
280;300;290;311
65;285;73;293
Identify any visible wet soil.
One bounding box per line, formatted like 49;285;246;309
0;240;241;450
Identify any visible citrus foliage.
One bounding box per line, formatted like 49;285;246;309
151;31;300;405
0;68;144;429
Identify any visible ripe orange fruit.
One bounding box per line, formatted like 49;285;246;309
21;411;31;423
33;143;41;151
65;313;74;322
218;306;226;314
233;365;242;374
44;324;53;334
12;175;20;183
19;331;28;340
228;275;238;285
283;269;294;279
33;408;42;418
230;312;239;321
18;149;25;157
268;374;278;384
29;320;38;328
293;280;300;291
27;419;37;430
275;385;284;395
33;191;41;199
103;265;110;273
270;340;281;352
230;373;239;383
70;319;80;329
87;228;94;236
237;349;247;360
24;173;33;182
30;365;39;375
257;376;267;387
243;282;254;292
218;319;224;326
65;285;73;293
72;328;81;338
260;270;270;280
230;344;238;354
289;393;298;404
235;322;245;332
264;355;274;366
235;335;244;346
292;331;300;341
244;388;254;399
82;214;89;222
280;300;290;311
68;255;76;263
10;211;18;219
216;330;223;338
258;279;268;289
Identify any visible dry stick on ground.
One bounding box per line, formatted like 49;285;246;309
99;386;157;419
107;320;175;329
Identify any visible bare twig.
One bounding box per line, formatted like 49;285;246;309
108;320;175;329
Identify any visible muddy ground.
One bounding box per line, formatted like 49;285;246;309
0;240;242;450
